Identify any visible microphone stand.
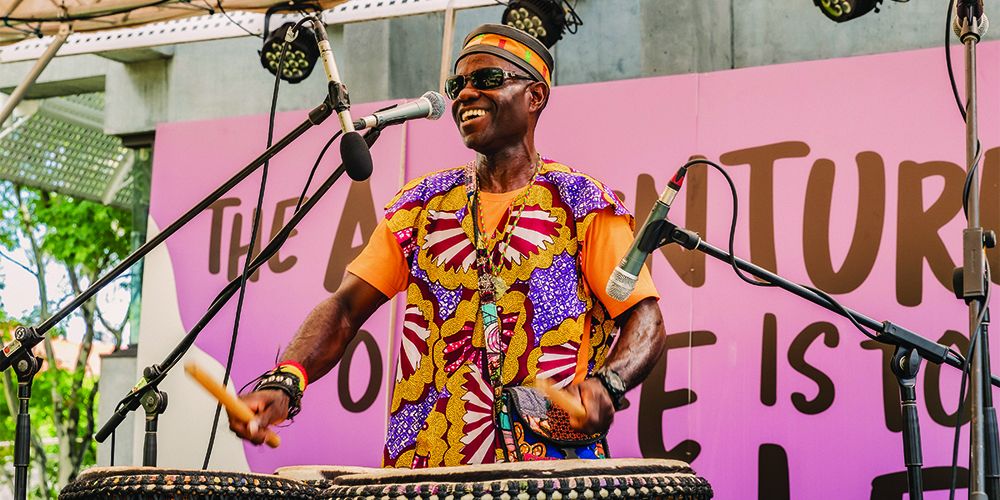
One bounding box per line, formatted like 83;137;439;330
94;125;386;454
644;218;1000;500
954;2;995;498
3;63;357;499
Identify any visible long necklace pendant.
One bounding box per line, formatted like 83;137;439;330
492;276;508;299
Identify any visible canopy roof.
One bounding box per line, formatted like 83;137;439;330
0;0;345;44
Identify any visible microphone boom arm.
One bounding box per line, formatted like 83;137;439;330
650;217;987;378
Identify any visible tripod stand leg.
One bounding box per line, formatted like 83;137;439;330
977;313;999;498
12;354;40;500
892;346;924;500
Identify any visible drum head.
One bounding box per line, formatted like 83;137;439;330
60;466;318;499
274;465;380;489
323;458;713;499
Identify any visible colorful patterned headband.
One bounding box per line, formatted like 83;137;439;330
457;24;554;86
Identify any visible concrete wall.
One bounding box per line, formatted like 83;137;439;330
1;0;991;137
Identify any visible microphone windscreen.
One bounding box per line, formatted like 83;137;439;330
606;267;638;302
341;131;373;181
422;91;447;120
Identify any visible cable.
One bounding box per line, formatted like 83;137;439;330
689;158;907;351
207;0;261;39
945;0;966;121
295;130;342;212
688;159;773;288
201;34;288;470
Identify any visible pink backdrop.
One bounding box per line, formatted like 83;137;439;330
151;42;1000;498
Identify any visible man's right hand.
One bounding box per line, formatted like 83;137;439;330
227;390;290;445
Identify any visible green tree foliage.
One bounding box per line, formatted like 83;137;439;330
0;181;133;497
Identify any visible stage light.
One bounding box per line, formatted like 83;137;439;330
501;0;582;48
259;16;319;83
813;0;886;22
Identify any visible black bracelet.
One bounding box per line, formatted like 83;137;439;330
254;370;303;419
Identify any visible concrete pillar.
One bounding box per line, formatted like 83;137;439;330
96;347;138;467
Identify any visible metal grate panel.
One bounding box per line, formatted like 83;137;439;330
0;0;497;63
0;93;134;207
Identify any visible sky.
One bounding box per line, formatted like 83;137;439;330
0;242;131;345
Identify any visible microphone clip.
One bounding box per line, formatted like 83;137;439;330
638;219;700;253
327;81;351;114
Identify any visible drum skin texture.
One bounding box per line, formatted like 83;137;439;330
58;466;319;499
318;458;714;500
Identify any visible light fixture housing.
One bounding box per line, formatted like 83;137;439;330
259;15;319;83
814;0;884;22
501;0;581;48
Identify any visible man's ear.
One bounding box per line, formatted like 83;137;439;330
527;81;549;113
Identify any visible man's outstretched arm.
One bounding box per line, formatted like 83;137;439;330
228;274;389;445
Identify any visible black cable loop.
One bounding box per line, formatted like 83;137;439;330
201;35;289;470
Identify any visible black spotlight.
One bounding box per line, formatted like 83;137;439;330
259;10;319;83
501;0;582;48
813;0;884;22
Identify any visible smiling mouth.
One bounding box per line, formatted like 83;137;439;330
460;109;488;123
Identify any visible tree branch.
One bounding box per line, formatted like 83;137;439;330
0;248;37;277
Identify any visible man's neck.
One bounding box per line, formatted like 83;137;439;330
475;147;539;194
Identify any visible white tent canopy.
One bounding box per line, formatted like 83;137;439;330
0;0;346;44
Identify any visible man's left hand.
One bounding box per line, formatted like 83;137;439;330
566;378;615;435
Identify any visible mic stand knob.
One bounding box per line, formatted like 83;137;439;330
140;388;168;467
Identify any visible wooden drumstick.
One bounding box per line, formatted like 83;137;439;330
184;361;281;448
533;377;587;422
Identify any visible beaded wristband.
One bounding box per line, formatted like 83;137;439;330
254;368;304;419
275;361;308;391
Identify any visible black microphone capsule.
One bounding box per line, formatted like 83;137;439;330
341;131;373;181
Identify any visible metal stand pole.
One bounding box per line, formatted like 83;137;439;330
11;349;41;500
954;2;989;496
981;310;1000;498
140;387;167;467
0;24;70;127
893;346;924;500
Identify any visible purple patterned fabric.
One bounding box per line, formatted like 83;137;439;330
385;387;446;459
543;170;630;220
528;251;587;340
386;168;466;213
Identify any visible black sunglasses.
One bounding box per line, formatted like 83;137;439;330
445;67;536;99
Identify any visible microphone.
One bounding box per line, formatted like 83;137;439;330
353;91;447;130
953;0;989;40
304;18;373;181
606;165;689;302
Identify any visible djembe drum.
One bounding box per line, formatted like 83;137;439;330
320;458;713;499
275;465;380;491
59;466;319;499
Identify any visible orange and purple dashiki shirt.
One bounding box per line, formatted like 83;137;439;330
346;160;657;468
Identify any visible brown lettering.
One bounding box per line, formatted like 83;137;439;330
982;147;1000;285
324;180;378;292
720;141;811;273
803;153;886;293
208;198;240;274
633;160;708;287
896;160;964;306
268;197;302;274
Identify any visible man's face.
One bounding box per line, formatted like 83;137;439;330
450;53;539;154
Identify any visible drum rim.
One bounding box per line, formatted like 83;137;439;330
333;458;700;486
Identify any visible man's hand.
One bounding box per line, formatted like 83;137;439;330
566;378;615;435
227;390;289;445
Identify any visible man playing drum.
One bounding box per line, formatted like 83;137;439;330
229;23;665;468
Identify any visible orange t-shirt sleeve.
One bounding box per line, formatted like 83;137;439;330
345;220;409;298
582;208;660;318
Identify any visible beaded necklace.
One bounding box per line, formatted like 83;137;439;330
465;154;543;406
467;155;542;299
